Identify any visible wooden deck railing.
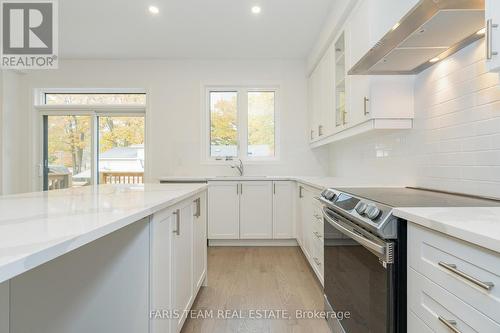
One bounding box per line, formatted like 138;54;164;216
100;172;144;184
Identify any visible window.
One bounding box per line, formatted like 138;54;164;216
207;87;277;161
39;91;146;191
210;91;238;158
44;93;146;105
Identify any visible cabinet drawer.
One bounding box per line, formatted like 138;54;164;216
408;310;433;333
408;224;500;323
311;235;324;283
409;268;500;332
312;215;323;238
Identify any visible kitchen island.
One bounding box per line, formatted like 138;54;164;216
0;183;208;333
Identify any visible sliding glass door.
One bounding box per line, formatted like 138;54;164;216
98;116;145;185
43;115;93;190
42;114;145;191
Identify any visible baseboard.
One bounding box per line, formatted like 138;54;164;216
208;239;298;247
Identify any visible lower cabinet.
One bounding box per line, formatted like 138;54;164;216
171;200;194;333
407;223;500;332
296;184;324;285
192;193;207;291
151;192;207;333
273;181;295;239
208;180;293;240
240;182;273;239
208;182;240;239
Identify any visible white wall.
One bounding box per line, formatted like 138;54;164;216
0;70;3;195
1;71;28;194
6;59;328;193
329;39;500;198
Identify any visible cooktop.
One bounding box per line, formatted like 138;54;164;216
335;187;500;208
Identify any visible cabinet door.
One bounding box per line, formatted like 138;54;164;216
208;182;239;239
296;186;305;247
486;0;500;72
171;201;194;333
273;181;294;239
151;209;174;333
347;0;371;68
300;187;313;259
239;181;273;239
347;75;371;125
192;193;207;292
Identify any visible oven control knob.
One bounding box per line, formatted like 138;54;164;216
365;205;381;220
355;202;368;215
326;191;336;201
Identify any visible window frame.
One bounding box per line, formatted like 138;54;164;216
203;85;280;164
33;88;148;191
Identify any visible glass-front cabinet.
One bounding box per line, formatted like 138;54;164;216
334;32;346;129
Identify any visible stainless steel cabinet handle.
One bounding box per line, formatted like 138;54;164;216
273;183;276;195
438;262;494;291
193;198;201;218
310;129;314;140
172;209;180;235
318;125;323;136
299;186;303;198
438;317;461;333
487;19;499;60
363;97;370;115
240;183;243;195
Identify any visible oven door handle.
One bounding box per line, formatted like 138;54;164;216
322;207;386;257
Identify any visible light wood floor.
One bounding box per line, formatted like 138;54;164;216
181;247;331;333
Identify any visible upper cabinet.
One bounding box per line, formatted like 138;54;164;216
308;42;335;142
486;0;500;72
308;0;415;148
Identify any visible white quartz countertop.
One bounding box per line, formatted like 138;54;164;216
159;175;372;190
394;207;500;253
0;183;207;283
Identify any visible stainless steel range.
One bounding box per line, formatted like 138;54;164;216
320;187;500;333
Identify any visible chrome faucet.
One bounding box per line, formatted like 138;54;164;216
227;157;244;176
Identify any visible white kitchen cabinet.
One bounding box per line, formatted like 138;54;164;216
296;184;324;285
208;182;240;239
151;209;175;333
407;223;500;332
192;193;207;291
486;0;500;72
308;42;335;142
171;201;194;333
151;193;206;333
298;185;313;259
0;281;7;333
273;181;294;239
240;181;273;239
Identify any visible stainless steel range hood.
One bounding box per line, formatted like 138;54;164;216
349;0;485;75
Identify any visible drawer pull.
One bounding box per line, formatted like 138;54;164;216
438;317;461;333
438;262;494;291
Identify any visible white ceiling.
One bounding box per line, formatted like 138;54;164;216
59;0;334;59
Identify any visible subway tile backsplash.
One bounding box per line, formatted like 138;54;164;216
329;39;500;199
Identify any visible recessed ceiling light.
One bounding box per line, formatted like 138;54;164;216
251;6;261;14
392;22;400;31
148;5;159;15
429;57;440;63
477;27;486;35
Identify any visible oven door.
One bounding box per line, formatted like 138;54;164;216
323;207;396;333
